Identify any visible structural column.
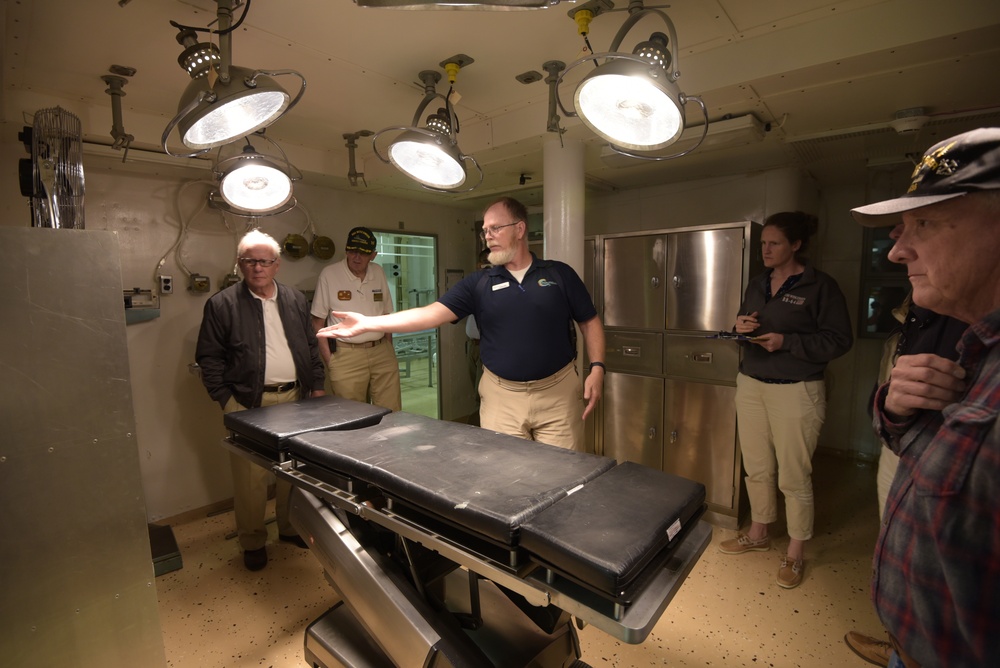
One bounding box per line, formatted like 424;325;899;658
542;137;585;275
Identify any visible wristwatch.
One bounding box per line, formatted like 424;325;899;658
589;361;606;372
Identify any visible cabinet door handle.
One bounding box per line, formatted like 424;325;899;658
670;430;678;444
648;427;656;440
651;276;660;289
623;346;641;357
691;352;713;363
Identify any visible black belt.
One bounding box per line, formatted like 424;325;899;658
748;374;800;385
263;380;298;393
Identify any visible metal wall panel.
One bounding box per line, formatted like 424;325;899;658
0;228;166;668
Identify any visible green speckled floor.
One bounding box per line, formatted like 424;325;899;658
157;453;883;667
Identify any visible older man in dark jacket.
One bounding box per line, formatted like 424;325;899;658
196;229;325;571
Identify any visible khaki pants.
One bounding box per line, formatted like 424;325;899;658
735;373;826;541
479;362;583;451
223;388;299;551
329;339;402;412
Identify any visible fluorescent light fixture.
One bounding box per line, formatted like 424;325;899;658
598;114;766;167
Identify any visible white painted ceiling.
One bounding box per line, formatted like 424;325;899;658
5;0;1000;209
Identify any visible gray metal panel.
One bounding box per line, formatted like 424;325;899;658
606;330;663;375
665;228;745;332
602;373;663;470
602;235;666;329
663;336;740;385
0;228;166;668
662;380;738;510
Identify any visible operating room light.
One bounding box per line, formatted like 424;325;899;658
557;3;707;159
387;108;467;188
373;67;483;193
220;154;292;213
161;0;305;157
211;136;300;215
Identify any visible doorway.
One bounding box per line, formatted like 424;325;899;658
374;231;439;418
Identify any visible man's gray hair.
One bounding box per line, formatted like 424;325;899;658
238;229;282;258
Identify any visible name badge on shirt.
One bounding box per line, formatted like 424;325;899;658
492;281;510;291
373;289;383;302
782;294;806;306
338;290;352;301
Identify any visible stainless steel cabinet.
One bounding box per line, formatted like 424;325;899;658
665;228;745;332
603;234;666;329
596;222;760;529
663;380;739;509
603;372;663;471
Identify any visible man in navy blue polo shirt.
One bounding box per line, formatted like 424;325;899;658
317;197;606;451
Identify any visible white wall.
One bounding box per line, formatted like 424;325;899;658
1;132;479;521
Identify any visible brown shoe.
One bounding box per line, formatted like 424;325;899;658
776;555;804;588
718;533;771;555
844;631;891;667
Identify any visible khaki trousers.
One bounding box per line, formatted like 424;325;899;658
328;339;402;412
223;388;299;551
734;373;826;540
479;362;583;451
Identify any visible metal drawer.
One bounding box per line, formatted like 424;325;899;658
663;336;739;384
605;330;663;375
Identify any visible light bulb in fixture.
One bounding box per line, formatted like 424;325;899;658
387;108;466;189
574;33;685;150
219;147;293;213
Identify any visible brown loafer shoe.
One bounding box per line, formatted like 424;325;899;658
776;554;804;588
718;533;771;555
844;631;891;667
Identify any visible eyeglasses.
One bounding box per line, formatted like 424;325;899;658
480;221;520;240
239;257;278;267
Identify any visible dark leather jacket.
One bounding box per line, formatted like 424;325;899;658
196;280;325;409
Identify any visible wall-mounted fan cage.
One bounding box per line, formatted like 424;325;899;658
25;107;86;229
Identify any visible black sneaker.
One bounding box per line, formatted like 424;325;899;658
243;547;267;571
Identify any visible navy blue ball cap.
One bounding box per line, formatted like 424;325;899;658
851;127;1000;227
344;226;376;253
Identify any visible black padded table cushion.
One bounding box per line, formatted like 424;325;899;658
520;461;706;600
224;395;391;457
286;411;616;547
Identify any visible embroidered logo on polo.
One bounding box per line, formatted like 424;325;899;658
537;278;558;287
781;294;806;306
337;290;352;300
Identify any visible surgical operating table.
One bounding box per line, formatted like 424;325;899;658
222;396;711;668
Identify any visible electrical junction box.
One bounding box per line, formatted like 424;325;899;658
189;274;211;293
221;273;240;289
123;288;160;324
158;274;173;294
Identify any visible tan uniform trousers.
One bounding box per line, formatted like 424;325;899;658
223;387;300;551
328;338;402;412
734;373;826;541
479;362;583;451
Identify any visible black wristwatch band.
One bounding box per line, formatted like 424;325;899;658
589;361;606;372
